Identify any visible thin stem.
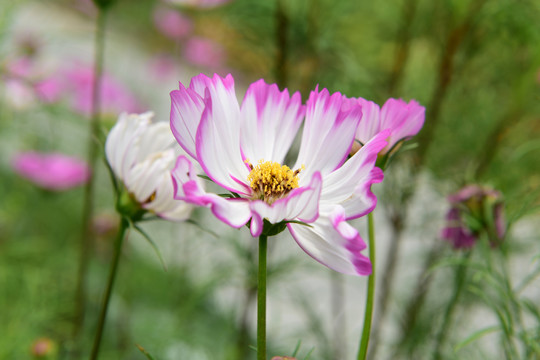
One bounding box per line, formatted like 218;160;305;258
257;234;268;360
274;0;288;89
357;212;376;360
90;217;128;360
73;5;108;341
433;251;471;360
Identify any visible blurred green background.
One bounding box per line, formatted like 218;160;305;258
1;0;539;359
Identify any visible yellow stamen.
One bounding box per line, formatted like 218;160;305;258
247;160;303;204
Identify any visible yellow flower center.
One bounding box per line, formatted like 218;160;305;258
246;160;303;204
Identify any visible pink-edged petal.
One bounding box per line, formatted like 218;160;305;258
355;97;381;145
196;75;250;195
248;171;322;236
240;79;304;164
172;155;251;228
170;82;205;159
321;130;389;219
288;204;371;276
387;99;425;149
294;87;362;181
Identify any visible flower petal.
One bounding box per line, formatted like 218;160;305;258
355;98;381;145
321;130;388;219
294;87;362;181
248;171;322;236
288;204;371;276
196;74;250;195
240;79;304;164
381;98;425;150
169;75;209;159
172;155;251;228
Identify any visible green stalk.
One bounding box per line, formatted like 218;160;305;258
433;251;471;360
73;5;108;340
257;234;268;360
357;212;376;360
89;217;128;360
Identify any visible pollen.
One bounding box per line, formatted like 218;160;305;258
247;160;303;204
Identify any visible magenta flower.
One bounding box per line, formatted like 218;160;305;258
170;74;388;276
354;97;425;155
164;0;231;8
153;6;193;40
184;37;225;69
12;152;90;191
62;65;141;116
441;185;506;249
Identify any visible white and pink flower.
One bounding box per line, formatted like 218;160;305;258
105;112;193;221
354;97;425;154
170;74;388;276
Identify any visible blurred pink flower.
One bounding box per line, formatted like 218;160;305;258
12;152;90;191
164;0;230;8
184;37;225;69
30;337;57;357
153;6;193;39
35;77;63;103
61;65;142;116
148;55;179;79
441;185;506;249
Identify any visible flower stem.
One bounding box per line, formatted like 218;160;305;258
73;5;108;341
257;234;268;360
357;212;376;360
433;251;471;360
89;217;128;360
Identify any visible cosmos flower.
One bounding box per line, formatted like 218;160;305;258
441;185;506;249
353;97;425;155
170;74;388;276
153;6;193;40
105;112;193;221
184;37;225;69
11;152;90;191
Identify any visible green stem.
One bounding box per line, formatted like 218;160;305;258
89;217;128;360
257;234;268;360
73;5;108;341
433;251;471;360
357;212;376;360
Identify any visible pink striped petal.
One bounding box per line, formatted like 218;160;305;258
288;204;371;276
294;87;362;182
172;155;251;228
240;79;304;164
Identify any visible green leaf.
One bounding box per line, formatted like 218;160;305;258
132;222;167;272
454;325;500;351
292;340;302;357
197;174;214;182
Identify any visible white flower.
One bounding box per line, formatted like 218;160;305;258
105;112;193;221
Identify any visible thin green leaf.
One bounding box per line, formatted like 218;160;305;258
186;219;219;238
454;325;500;352
132;223;167;272
292;340;302;357
197;174;214;182
136;344;156;360
286;220;313;228
303;347;315;360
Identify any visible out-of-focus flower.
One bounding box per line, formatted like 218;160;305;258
184;37;225;69
12;152;90;191
271;357;297;360
441;185;506;249
153;6;193;40
352;97;425;157
148;55;179;80
60;65;141;116
105;112;193;221
30;337;57;358
163;0;231;8
35;77;63;103
170;74;388;276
